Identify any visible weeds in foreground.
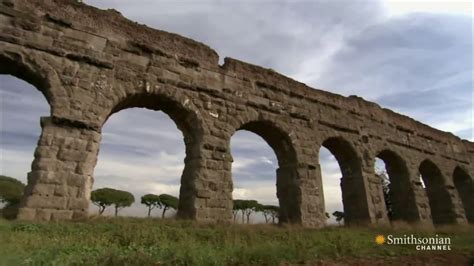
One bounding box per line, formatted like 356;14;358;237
0;218;472;265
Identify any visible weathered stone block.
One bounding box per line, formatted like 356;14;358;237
28;171;62;185
196;189;211;199
25;195;68;209
194;198;206;209
35;209;52;221
32;184;56;197
66;173;87;187
34;146;58;159
75;161;96;175
206;199;226;208
86;141;99;152
32;159;58;172
67;186;79;198
62;28;107;51
16;208;36;221
51;210;74;221
57;148;87;162
54;184;78;197
62;137;88;151
72;210;89;220
38;134;54;146
67;198;89;210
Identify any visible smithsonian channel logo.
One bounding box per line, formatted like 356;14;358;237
375;234;451;251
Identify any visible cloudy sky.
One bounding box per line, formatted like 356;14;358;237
0;0;472;223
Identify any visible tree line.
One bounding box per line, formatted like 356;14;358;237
0;177;330;223
0;175;25;219
232;199;279;224
91;188;281;224
0;168;393;222
91;188;178;218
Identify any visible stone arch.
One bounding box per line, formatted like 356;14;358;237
419;159;456;225
0;50;64;111
320;137;370;225
229;117;300;223
97;90;207;219
375;149;419;223
0;52;57;217
453;166;474;223
104;92;205;159
234;120;297;167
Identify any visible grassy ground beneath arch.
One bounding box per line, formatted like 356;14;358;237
0;217;473;265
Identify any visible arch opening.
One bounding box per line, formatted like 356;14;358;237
107;93;203;160
0;54;53;106
92;108;185;217
453;167;474;223
237;121;297;167
375;150;419;223
320;137;370;225
0;74;50;218
230;130;279;224
419;160;456;225
319;146;344;225
230;121;298;224
93;93;204;218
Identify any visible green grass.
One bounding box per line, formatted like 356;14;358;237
0;218;472;265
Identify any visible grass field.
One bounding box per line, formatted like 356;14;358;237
0;217;473;265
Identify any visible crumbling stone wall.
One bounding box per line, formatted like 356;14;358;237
0;0;472;227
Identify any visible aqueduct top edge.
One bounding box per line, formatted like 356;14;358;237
3;0;473;148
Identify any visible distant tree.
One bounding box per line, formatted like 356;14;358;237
0;175;25;206
233;200;244;223
234;199;246;224
332;211;344;225
376;169;393;220
141;194;162;217
267;205;279;224
0;175;25;219
159;194;178;218
260;205;280;223
91;188;135;216
242;200;259;224
233;199;259;224
113;190;135;217
91;188;116;215
239;200;246;224
262;205;273;223
254;203;265;222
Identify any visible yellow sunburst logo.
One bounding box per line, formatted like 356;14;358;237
375;235;385;245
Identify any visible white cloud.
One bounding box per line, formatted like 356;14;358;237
231;157;257;172
259;156;274;165
427;109;473;135
0;148;32;183
94;152;184;183
384;0;472;17
233;185;277;205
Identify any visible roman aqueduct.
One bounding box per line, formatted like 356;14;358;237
0;0;473;228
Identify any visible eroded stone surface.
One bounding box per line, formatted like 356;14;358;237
0;0;473;227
